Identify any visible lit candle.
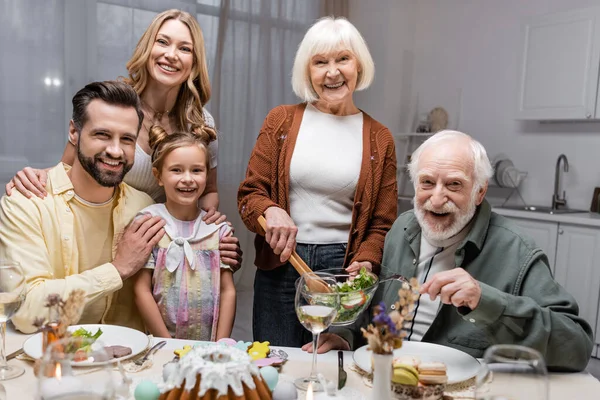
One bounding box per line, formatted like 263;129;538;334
39;364;85;399
306;382;313;400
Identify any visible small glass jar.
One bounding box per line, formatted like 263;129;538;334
37;337;116;400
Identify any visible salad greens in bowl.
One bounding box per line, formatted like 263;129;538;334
321;267;379;326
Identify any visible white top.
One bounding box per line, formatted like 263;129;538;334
137;204;229;272
124;109;218;202
406;223;472;341
289;103;363;244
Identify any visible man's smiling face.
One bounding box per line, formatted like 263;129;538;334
413;139;485;241
72;99;138;187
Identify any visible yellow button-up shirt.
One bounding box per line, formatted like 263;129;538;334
0;163;153;333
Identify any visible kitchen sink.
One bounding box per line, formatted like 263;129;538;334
499;205;588;214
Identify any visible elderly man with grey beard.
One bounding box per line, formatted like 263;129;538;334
303;130;593;372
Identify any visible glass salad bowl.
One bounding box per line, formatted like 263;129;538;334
319;267;379;326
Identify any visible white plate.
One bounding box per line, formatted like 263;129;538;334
353;342;480;384
23;324;149;366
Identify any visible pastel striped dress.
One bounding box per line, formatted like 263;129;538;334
140;205;230;340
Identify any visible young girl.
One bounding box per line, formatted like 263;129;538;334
133;126;235;340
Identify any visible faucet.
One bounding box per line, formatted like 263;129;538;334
552;154;569;210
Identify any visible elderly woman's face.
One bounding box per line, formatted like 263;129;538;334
309;49;359;105
413;142;486;241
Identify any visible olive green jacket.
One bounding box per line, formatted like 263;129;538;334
339;200;593;372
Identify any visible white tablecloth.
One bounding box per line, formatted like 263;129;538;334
3;327;600;399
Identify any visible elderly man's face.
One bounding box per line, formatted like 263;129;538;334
414;141;486;241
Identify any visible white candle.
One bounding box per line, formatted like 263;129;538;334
39;376;85;399
306;382;313;400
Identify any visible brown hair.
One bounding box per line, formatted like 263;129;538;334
72;81;143;132
149;125;211;175
124;9;216;142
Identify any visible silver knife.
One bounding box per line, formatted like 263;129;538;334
6;348;23;361
337;350;347;390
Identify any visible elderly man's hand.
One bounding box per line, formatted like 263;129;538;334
419;268;481;310
301;333;350;353
264;207;297;263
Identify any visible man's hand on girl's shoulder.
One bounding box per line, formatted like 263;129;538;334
202;207;227;224
220;234;243;272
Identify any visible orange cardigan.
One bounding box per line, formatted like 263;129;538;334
237;103;398;272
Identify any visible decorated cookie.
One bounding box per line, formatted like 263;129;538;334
174;345;193;359
254;357;285;367
234;340;253;352
217;338;237;347
248;341;270;360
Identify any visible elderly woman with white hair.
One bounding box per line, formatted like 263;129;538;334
237;16;397;347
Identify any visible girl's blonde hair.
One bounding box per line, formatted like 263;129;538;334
124;9;216;142
149;125;211;175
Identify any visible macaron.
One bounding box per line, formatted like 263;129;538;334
392;363;419;386
417;362;448;385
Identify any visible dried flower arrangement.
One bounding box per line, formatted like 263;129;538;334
361;278;420;354
33;290;86;339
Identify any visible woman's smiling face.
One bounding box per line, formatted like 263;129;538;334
309;49;360;107
146;19;194;89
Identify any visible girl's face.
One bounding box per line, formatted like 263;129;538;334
147;19;194;89
156;145;207;212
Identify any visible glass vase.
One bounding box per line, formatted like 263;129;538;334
372;352;393;400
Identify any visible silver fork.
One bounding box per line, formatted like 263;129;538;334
379;273;412;287
134;340;166;366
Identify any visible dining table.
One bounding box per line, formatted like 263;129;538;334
3;325;600;400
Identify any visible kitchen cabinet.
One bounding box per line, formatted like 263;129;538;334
508;217;558;275
505;216;600;357
517;7;600;120
553;224;600;358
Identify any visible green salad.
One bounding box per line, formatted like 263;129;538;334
332;267;377;324
71;327;103;355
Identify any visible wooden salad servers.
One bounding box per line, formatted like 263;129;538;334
257;215;333;293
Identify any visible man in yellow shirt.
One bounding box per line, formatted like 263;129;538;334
0;81;166;333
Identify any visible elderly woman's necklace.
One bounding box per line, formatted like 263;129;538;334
142;99;170;121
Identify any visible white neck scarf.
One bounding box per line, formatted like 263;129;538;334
136;204;229;272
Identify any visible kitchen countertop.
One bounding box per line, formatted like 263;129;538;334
493;206;600;227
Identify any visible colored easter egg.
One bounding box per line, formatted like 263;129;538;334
134;380;160;400
272;381;298;400
259;366;279;391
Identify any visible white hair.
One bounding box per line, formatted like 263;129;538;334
407;130;494;191
291;16;375;102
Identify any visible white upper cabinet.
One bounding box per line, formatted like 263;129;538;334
517;8;600;120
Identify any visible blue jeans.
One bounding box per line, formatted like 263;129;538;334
253;243;347;347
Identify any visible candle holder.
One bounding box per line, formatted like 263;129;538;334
36;337;116;400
